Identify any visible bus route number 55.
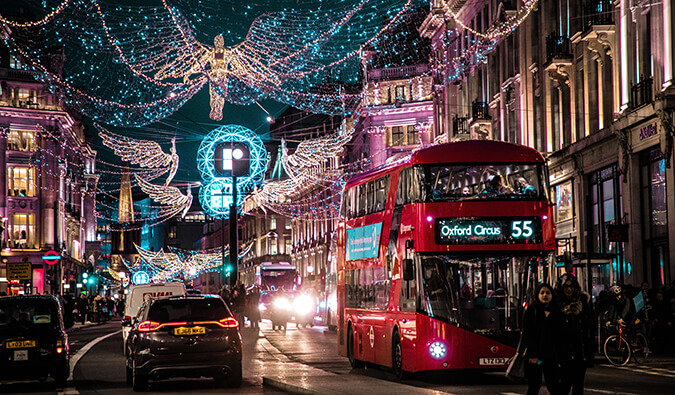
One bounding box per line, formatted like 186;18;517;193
511;220;533;238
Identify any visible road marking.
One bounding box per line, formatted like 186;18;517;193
62;329;121;395
599;363;675;378
586;389;639;395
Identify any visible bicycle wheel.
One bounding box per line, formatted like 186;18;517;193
604;335;631;366
632;333;649;364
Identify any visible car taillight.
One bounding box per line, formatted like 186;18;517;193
216;317;238;328
138;321;162;332
56;335;67;354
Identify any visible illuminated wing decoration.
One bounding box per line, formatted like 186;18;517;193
97;124;179;185
135;175;193;218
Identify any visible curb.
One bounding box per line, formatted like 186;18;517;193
262;376;320;395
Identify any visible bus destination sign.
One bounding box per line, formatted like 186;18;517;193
435;217;542;245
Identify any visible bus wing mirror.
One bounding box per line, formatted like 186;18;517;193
402;259;414;281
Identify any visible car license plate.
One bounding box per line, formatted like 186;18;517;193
14;350;28;361
479;357;509;365
5;340;36;349
174;326;205;336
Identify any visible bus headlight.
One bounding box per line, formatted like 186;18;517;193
293;294;314;314
429;341;447;359
273;297;290;310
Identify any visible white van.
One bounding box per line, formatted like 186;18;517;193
121;282;186;344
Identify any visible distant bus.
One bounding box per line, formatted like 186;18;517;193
336;140;555;378
257;261;297;313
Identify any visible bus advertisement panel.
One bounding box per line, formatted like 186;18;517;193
336;140;555;378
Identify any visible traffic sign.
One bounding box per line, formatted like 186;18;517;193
42;250;61;265
607;224;628;242
7;262;32;280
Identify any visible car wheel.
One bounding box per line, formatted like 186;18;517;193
347;324;364;368
132;360;148;392
227;365;243;388
392;330;408;380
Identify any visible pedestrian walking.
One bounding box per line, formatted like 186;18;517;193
556;274;593;395
247;287;261;329
76;294;88;325
521;283;567;395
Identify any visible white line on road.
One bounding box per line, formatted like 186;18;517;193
61;329;121;395
586;389;639;395
599;363;675;378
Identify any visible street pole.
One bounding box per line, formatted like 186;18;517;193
221;216;226;289
230;175;238;287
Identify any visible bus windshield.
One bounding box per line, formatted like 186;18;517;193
419;254;536;333
427;163;547;201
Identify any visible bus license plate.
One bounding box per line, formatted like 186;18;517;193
479;357;508;365
174;326;205;336
14;350;28;361
5;340;36;349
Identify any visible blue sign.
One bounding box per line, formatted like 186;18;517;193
435;217;542;245
132;271;150;285
346;222;383;261
633;291;644;313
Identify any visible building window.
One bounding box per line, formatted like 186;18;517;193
9;56;24;69
640;148;669;287
7;167;36;197
270;217;277;230
285;238;292;254
395;85;406;101
270;240;278;255
589;164;622;254
7;130;36;152
285;218;292;230
406;125;418;145
168;224;177;239
9;213;36;249
390;126;405;146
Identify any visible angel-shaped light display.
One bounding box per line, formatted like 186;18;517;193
135;175;193;219
97;125;179;186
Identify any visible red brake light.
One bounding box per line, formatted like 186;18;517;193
138;321;161;332
217;317;238;328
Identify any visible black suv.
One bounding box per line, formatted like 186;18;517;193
0;295;71;386
125;294;242;391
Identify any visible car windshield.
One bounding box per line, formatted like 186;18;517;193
147;298;230;323
0;299;59;330
418;254;538;333
427;163;548;201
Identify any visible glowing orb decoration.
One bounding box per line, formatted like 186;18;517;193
132;271;151;285
198;125;267;219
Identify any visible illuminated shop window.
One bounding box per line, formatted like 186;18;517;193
9;213;36;249
7;166;36;197
7;130;36;152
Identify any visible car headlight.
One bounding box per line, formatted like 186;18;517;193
293;295;314;314
273;297;290;310
258;303;267;311
429;341;447;359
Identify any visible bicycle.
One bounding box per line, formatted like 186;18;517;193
603;323;649;366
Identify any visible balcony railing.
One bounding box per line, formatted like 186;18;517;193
629;77;653;109
471;101;490;120
583;0;613;27
453;115;470;135
546;35;572;62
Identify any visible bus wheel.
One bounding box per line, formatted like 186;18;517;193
347;324;364;368
392;330;408;380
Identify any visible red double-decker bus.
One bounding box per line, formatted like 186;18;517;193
336;140;555;378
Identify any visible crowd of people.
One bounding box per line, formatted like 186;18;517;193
218;282;261;330
520;276;675;395
63;293;124;325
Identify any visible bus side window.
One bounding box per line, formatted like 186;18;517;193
357;184;367;217
396;169;408;206
347;188;356;219
366;181;375;215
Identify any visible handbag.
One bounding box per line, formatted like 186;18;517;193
505;328;527;383
505;351;527;383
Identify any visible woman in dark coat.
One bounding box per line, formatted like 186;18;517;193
520;283;568;395
556;274;593;395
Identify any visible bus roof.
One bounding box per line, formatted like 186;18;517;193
346;140;545;188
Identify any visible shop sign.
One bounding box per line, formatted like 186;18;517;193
7;262;32;281
638;123;657;141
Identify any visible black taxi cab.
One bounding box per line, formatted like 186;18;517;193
0;295;71;386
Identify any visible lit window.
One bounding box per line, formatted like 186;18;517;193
7;166;36;197
7;130;36;152
9;213;35;249
270;218;277;230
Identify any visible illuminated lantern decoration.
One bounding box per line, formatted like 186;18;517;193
198;125;267;219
